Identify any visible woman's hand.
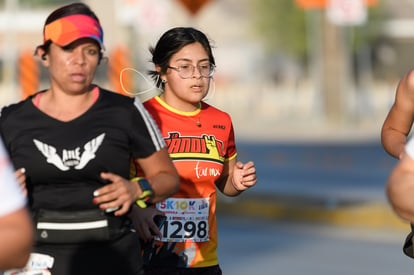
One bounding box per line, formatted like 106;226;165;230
93;172;141;216
129;205;165;240
15;168;27;196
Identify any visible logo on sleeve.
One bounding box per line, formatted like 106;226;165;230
33;133;105;171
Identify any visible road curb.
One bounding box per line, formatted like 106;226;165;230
217;193;409;232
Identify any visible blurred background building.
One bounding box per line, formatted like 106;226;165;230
0;0;410;142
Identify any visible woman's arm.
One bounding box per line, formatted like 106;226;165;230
135;147;179;202
387;152;414;222
381;70;414;159
0;207;33;270
93;148;179;216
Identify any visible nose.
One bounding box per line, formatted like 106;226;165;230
67;48;86;65
192;67;202;79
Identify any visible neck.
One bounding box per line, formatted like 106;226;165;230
159;93;200;112
36;86;98;121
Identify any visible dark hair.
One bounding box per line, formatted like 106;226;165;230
149;27;215;89
45;2;99;26
38;2;102;59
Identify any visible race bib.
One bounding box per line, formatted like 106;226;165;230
156;198;209;242
4;253;54;275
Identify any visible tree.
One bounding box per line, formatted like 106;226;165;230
248;0;307;61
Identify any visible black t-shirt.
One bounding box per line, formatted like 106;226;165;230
0;87;164;211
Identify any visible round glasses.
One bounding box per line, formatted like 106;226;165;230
168;63;215;79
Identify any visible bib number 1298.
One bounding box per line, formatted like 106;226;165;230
158;219;209;242
156;198;210;243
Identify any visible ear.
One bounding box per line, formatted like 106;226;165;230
36;47;49;66
155;65;163;74
155;65;165;81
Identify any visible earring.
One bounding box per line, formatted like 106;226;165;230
161;79;166;83
41;54;47;61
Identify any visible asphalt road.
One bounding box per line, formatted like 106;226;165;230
216;141;412;274
235;141;398;202
217;214;413;275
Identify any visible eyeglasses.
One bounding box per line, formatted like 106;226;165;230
168;63;215;79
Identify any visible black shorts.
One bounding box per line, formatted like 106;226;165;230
403;224;414;258
35;231;144;275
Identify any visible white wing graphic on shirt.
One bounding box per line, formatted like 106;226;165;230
75;133;105;169
33;139;69;171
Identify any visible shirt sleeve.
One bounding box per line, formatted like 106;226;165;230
225;121;237;161
133;97;165;151
0;138;26;217
406;137;414;160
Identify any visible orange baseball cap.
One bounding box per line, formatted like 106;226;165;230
43;14;104;50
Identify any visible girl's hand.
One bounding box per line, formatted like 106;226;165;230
129;206;165;240
231;161;257;192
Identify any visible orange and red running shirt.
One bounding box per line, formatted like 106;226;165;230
138;95;237;268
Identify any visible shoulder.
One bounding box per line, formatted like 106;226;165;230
99;88;134;104
392;70;414;106
143;96;156;105
97;88;138;115
404;70;414;82
143;96;158;110
201;102;232;121
0;97;32;119
398;70;414;94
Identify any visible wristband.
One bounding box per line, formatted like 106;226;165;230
131;177;153;208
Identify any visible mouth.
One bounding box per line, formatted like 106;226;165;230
70;73;87;82
191;84;203;91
